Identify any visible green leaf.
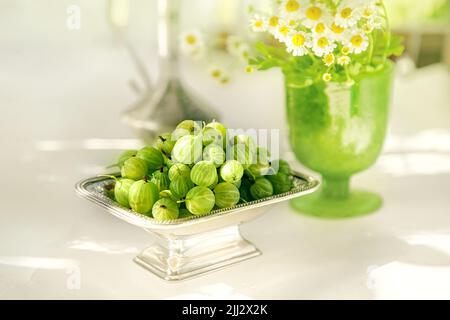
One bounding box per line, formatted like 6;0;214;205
387;34;405;57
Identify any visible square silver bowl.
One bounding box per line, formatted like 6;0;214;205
75;172;319;281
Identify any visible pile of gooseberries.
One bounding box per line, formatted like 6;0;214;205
105;120;294;221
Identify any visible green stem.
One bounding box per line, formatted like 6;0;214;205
367;32;374;65
98;175;119;182
380;0;391;63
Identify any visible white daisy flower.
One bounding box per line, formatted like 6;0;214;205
285;31;311;57
279;0;303;20
366;15;384;30
249;14;266;32
359;3;378;20
179;30;204;58
271;20;294;42
301;3;330;29
311;22;330;36
322;53;335;67
267;15;280;32
337;55;351;66
344;30;369;54
329;22;346;42
311;35;336;57
335;1;362;28
322;73;332;82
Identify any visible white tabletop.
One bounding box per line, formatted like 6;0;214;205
1;2;450;299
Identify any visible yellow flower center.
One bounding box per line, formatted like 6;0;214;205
254;20;263;28
306;6;322;20
340;7;352;19
350;35;363;47
268;16;279;27
341;46;350;55
315;23;326;34
288;19;297;26
331;23;345;34
363;8;374;18
186;35;197;45
278;26;290;36
323;53;334;64
317;37;329;48
285;0;300;13
245;66;254;73
292;34;305;47
323;73;332;82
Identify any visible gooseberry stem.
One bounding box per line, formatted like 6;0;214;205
177;200;186;204
98;175;118;182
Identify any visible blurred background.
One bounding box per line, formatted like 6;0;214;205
0;0;449;299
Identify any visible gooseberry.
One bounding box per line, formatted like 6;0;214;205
203;144;225;168
113;178;134;208
190;161;218;187
150;170;171;192
116;150;137;168
152;198;179;221
214;182;240;209
205;120;227;148
136;147;164;172
170;176;194;199
250;177;274;200
121;157;148;180
185;186;215;215
220;160;244;184
267;173;292;195
171;135;202;165
168;163;191;181
128;179;159;215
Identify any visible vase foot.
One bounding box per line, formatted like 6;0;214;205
290;189;383;219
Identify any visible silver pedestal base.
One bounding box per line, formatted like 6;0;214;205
134;226;261;281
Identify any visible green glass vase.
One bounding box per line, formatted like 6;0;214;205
285;62;394;218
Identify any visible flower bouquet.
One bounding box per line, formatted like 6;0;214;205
248;0;404;218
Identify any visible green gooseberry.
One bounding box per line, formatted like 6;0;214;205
172;120;202;140
121;157;148;180
136;147;164;172
250;177;274;200
202;126;223;147
272;159;292;175
267;173;292;195
185;186;215;215
115;150;137;168
128;180;159;215
220;160;244;184
229;143;256;168
159;189;180;206
213;182;240;209
168;163;191;181
170;176;194;199
154;133;176;155
114;178;134;208
239;177;254;203
233;135;257;153
203;144;225;168
233;179;241;189
150;169;171;192
209;172;219;189
245;163;273;180
190;161;218;187
171;135;203;165
205;120;227;148
152;198;179;221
